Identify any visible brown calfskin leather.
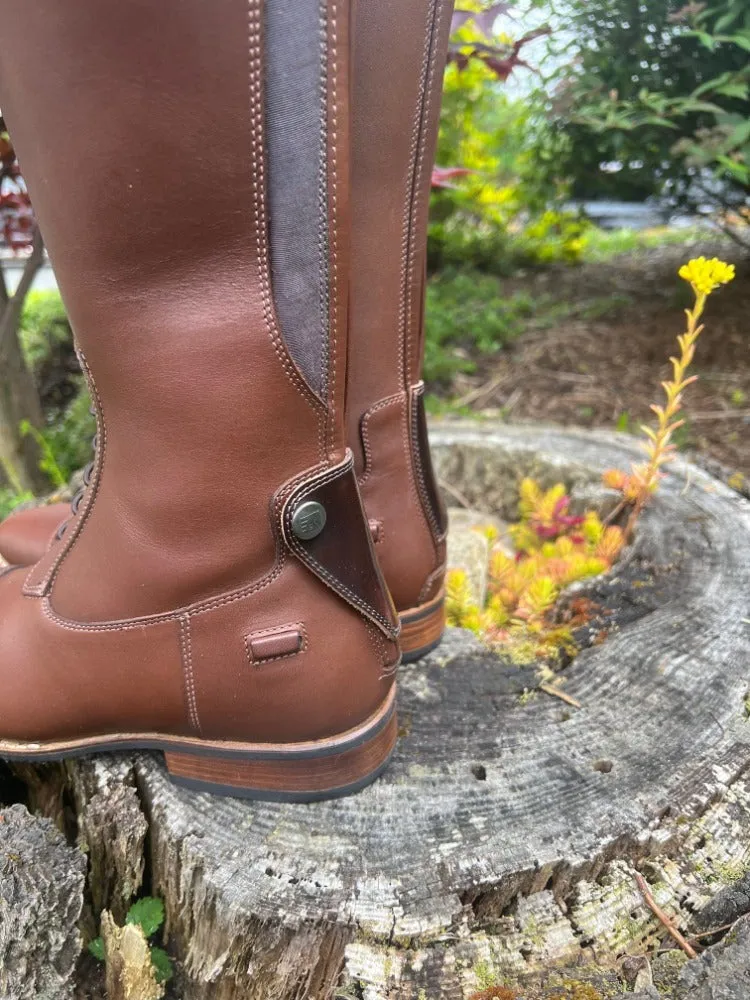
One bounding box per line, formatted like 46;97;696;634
0;0;399;791
0;504;63;567
0;0;456;639
348;0;453;615
282;456;399;636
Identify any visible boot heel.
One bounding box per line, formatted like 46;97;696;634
164;692;397;802
399;591;445;663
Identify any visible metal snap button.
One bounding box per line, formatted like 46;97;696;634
291;500;327;541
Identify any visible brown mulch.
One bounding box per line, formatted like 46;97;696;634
447;236;750;486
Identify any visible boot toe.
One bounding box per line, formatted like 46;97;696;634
0;505;67;567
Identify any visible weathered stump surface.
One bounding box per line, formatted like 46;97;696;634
131;423;750;998
9;422;750;999
0;803;85;1000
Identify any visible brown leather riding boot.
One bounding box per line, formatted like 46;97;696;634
349;0;453;660
0;0;401;801
0;0;454;664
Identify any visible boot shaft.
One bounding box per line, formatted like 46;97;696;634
348;0;454;442
0;0;455;655
0;0;400;800
0;0;361;620
348;0;453;619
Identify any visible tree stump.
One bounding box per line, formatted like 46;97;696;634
10;422;750;999
0;803;85;1000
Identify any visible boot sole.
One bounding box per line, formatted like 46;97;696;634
0;686;397;803
399;590;445;663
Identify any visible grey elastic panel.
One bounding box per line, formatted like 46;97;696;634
264;0;329;398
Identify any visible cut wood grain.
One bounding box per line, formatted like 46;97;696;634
101;911;163;1000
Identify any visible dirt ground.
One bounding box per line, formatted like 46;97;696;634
447;235;750;488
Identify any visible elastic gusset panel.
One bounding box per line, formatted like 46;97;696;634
264;0;329;398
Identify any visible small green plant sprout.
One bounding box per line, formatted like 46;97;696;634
615;411;631;433
603;256;735;539
88;896;173;986
447;479;624;664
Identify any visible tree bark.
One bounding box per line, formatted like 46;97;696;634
0;803;86;1000
0;228;49;493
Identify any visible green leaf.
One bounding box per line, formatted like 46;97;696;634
691;71;733;98
692;29;717;49
716;83;750;99
150;947;174;985
714;9;743;33
678;100;724;115
126;897;165;938
88;937;105;962
641;116;679;129
728;120;750;147
720;32;750;51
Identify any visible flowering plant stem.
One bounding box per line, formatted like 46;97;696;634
624;290;705;540
603;256;735;542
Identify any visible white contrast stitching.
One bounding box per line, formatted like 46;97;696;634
403;0;445;382
244;621;308;666
411;382;442;539
179;615;202;734
283;457;398;637
317;0;330;403
247;0;326;460
357;392;403;486
38;455;333;635
397;0;449;571
419;561;447;606
40;548;287;633
326;0;339;456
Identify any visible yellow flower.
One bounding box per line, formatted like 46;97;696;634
678;256;735;296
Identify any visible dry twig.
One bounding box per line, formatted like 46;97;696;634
688;919;741;943
688;409;750;421
438;478;473;510
633;872;698;959
454;371;509;407
538;682;581;709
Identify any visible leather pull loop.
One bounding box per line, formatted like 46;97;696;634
281;454;400;640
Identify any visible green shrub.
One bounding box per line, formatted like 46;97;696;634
581;225;710;262
17;291;94;484
546;0;750;237
424;269;533;384
19;290;72;373
430;17;587;275
0;384;93;511
0;488;34;521
42;381;96;481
